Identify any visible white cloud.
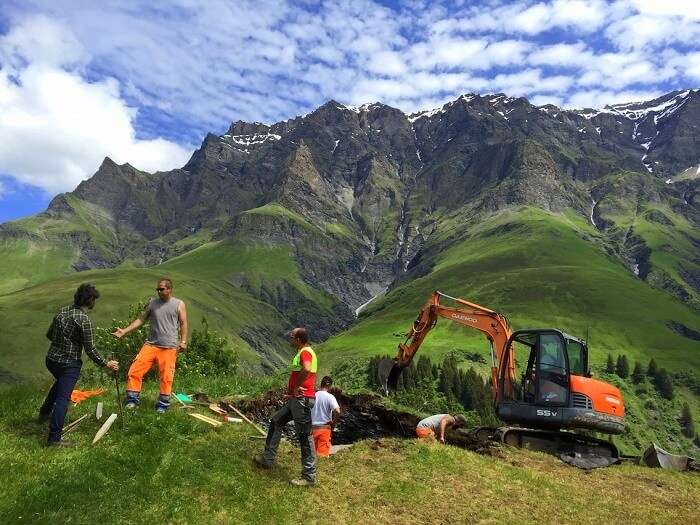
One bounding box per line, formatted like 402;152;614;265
0;15;86;71
528;42;592;67
0;0;697;203
512;3;552;34
631;0;700;21
684;53;700;81
365;51;407;76
0;17;192;194
563;88;662;109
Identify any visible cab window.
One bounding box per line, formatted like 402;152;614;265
566;340;585;376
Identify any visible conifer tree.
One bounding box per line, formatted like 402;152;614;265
654;368;674;400
439;356;459;398
647;358;658;377
615;355;624;377
616;355;630;378
679;403;695;438
632;361;645;384
606;353;615;373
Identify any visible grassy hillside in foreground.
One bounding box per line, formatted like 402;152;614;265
1;381;698;525
0;240;343;381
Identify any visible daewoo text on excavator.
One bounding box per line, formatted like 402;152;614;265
381;291;626;459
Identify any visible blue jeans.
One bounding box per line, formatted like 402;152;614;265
40;357;82;442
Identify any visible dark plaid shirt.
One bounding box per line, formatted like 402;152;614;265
46;305;107;367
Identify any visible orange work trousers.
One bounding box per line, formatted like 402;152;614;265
126;344;178;395
416;427;435;439
312;426;333;457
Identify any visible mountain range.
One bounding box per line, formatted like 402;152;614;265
1;89;698;384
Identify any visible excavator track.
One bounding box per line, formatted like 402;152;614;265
471;426;619;465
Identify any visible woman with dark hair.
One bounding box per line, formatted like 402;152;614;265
39;283;119;446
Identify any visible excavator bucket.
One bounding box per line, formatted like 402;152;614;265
377;358;402;394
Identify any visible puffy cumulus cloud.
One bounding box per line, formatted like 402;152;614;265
488;69;572;96
631;0;700;20
0;17;192;194
0;0;698;198
605;13;700;50
683;52;700;81
563;88;662;109
445;0;609;36
528;42;593;68
365;51;407;76
0;14;86;70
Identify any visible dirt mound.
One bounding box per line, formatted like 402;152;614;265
231;389;499;455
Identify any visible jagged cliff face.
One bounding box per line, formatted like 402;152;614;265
3;91;699;345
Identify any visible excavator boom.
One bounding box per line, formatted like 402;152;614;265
384;291;515;400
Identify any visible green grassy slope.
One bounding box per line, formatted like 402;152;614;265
0;195;137;295
0;239;341;381
593;171;700;307
1;381;698;525
322;207;699;371
320;207;700;453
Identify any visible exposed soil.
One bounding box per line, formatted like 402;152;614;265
227;389;499;455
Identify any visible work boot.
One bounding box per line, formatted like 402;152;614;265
289;478;315;487
155;406;167;415
252;455;273;469
47;438;75;448
125;402;138;409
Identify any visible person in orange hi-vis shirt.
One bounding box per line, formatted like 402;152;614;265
311;376;341;457
111;278;188;414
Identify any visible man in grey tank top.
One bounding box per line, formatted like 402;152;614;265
112;278;188;413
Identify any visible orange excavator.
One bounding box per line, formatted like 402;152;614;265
381;291;626;458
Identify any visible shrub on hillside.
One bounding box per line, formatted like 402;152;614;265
654;368;674;400
392;378;461;415
333;357;372;392
95;301;150;379
177;318;238;376
95;306;237;380
679;403;695;438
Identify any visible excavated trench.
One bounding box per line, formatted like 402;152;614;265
232;389;499;455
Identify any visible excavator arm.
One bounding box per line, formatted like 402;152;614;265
384;291;516;402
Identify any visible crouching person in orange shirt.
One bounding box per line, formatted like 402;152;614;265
311;376;341;457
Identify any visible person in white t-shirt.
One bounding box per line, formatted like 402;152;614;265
311;376;341;457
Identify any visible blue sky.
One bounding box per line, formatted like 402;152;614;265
1;0;700;221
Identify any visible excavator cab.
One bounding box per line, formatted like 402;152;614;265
497;329;624;435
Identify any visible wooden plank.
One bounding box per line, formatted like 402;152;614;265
188;413;223;427
227;405;266;436
208;404;227;416
92;413;117;444
62;413;89;435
